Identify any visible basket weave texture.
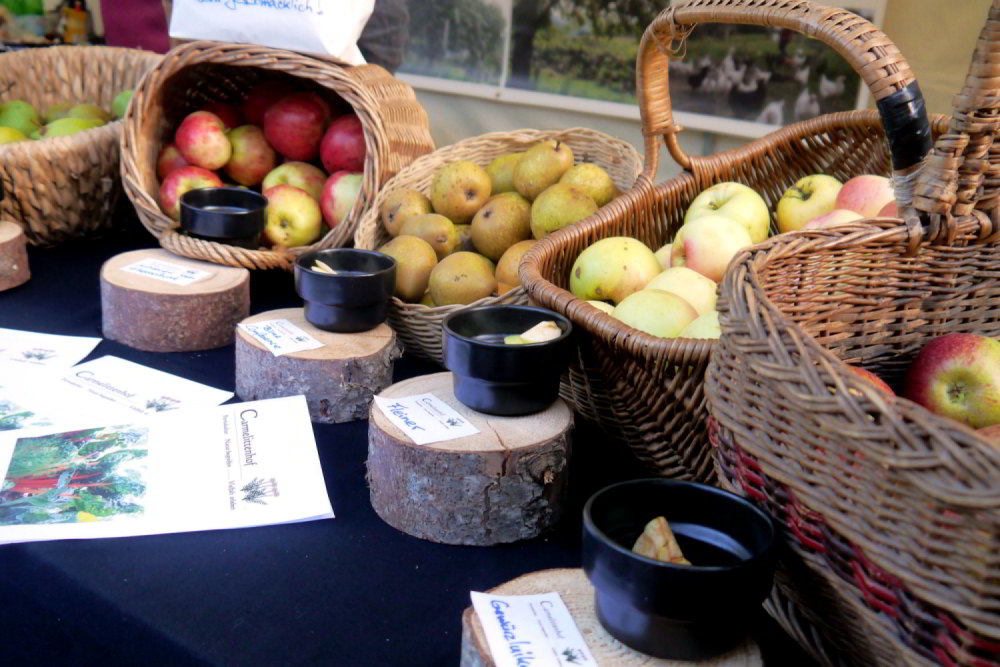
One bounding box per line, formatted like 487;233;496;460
120;41;434;270
354;127;643;364
0;46;163;246
705;2;1000;665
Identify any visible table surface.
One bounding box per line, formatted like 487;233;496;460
0;210;816;666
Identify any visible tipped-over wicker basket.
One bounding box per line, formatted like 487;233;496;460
120;41;435;270
353;127;643;364
0;46;163;246
520;0;949;482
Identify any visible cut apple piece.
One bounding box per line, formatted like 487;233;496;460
518;320;561;343
632;515;691;565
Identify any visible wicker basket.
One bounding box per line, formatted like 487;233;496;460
353;128;643;363
0;46;162;246
120;41;435;270
520;0;950;482
705;3;1000;664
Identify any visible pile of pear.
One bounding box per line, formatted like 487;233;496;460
0;90;133;145
377;140;618;307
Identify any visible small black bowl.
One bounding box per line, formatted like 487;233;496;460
582;479;777;661
294;249;396;333
442;305;573;416
180;187;267;249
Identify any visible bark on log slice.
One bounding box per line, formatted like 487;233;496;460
235;307;400;424
0;221;29;291
460;568;762;667
100;248;249;352
368;371;572;546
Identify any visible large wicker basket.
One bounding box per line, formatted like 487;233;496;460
520;0;949;482
0;46;162;246
705;3;1000;665
120;41;435;270
353;128;643;363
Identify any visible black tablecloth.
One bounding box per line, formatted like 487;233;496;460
0;209;814;666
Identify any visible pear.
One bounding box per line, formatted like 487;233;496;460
512;140;574;200
470;191;531;261
36;117;103;139
419;291;436;306
378;235;439;302
485;151;523;194
529;183;597;239
380;188;432;236
0;101;40;137
495;239;536;291
560;163;618;207
67;103;112;123
43;102;74;123
0;127;27;144
453;224;475;252
428;251;497;306
112;90;134;119
398;213;457;260
430;160;492;224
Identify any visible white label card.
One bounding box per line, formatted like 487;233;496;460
372;393;479;445
120;258;214;286
470;591;597;667
0;327;100;372
238;320;324;357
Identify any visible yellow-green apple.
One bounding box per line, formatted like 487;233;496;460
654;243;672;270
529;183;597;239
380;189;432;236
67;103;111;123
684;181;770;243
803;208;863;229
878;200;898;218
903;333;1000;428
202;101;243;130
320;171;363;229
224;125;277;186
156;143;190;180
112;90;133;119
263;184;323;247
261;162;326;202
587;300;615;314
430;160;492;224
612;289;697;338
645;266;717;316
35;117;103;139
0;100;40;136
320;113;365;173
159;166;223;220
679;311;721;339
175;110;231;170
559;163;617;207
845;365;894;396
834;175;894;218
263;93;329;161
569;236;661;304
0;126;27;144
671;214;753;282
776;174;842;233
43;102;73;123
241;80;296;126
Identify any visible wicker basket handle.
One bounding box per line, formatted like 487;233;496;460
637;0;930;192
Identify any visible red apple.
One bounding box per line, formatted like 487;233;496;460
878;200;899;218
904;333;1000;428
241;80;296;126
175;110;232;170
845;365;894;396
156;143;189;180
320;171;363;228
263;93;329;161
201;102;243;130
261;161;326;202
834;175;895;218
159;166;223;220
977;423;1000;449
320;114;366;174
263;184;323;247
224;125;277;186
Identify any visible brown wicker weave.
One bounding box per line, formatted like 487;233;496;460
354;128;643;363
0;46;162;246
705;2;1000;665
520;0;950;482
120;41;434;270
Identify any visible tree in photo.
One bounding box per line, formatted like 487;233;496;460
403;0;506;83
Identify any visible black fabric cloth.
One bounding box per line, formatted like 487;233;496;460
0;207;814;666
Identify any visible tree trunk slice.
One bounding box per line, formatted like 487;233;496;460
460;568;762;667
368;371;572;546
235;307;400;424
0;221;29;291
100;248;249;352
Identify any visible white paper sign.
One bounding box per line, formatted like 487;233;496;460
238;319;324;356
0;327;100;373
470;591;597;667
372;393;479;445
120;258;213;286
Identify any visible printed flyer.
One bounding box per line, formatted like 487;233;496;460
0;327;101;373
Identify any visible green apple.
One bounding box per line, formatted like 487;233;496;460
43;102;73;123
36;117;103;139
569;236;661;305
678;311;721;339
645;267;717;316
0;126;27;144
587;300;615;314
112;90;134;119
611;289;697;338
262;184;323;248
776;174;843;233
684;181;770;244
0;100;41;137
67;103;112;123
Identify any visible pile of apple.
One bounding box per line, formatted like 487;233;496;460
376;140;618;307
157;80;366;248
0;90;133;144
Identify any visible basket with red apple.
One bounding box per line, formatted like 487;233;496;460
120;41;435;270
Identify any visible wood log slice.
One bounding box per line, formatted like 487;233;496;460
368;371;572;546
0;221;29;291
460;568;762;667
100;248;249;352
235;307;400;424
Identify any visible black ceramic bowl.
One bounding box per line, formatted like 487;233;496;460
180;187;267;249
442;305;573;416
294;249;396;333
582;479;777;661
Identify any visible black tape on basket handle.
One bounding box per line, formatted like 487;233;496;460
876;81;933;171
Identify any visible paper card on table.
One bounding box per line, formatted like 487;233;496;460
238;319;324;357
470;591;597;667
119;257;214;286
0;327;100;373
372;393;479;445
0;395;333;544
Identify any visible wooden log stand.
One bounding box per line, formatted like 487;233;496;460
460;568;762;667
235;307;400;424
0;221;29;291
100;248;250;352
368;371;572;546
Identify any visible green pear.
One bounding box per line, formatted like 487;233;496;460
67;103;112;123
485;152;524;194
398;213;458;260
37;117;104;139
0;101;41;137
559;163;618;207
430;160;492;224
0;126;27;144
512;140;574;200
569;236;661;304
378;234;439;302
43;102;74;124
380;188;431;236
112;90;134;119
428;251;497;306
470;191;531;261
453;224;476;252
529;183;597;239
